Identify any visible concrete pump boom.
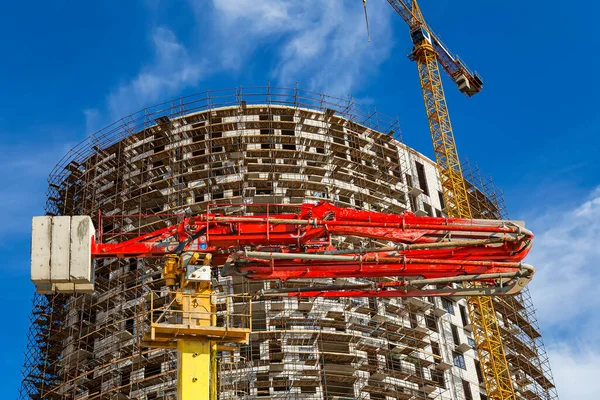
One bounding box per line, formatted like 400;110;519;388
31;201;534;399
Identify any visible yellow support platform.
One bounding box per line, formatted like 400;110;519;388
143;267;252;400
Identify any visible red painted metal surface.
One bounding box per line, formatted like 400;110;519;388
91;201;533;294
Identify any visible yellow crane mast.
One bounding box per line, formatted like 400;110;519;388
384;0;515;398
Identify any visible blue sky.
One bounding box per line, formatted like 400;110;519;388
1;0;598;397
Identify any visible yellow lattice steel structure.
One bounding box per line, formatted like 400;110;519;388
467;294;515;399
411;41;472;219
386;0;516;398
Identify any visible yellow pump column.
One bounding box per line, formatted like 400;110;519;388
145;253;250;400
176;276;215;400
177;339;211;399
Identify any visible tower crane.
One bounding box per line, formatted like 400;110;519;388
375;0;515;398
31;201;535;400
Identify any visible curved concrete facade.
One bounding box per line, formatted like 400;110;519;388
20;89;556;400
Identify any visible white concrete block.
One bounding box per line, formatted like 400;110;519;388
70;216;95;283
31;216;52;283
50;216;71;282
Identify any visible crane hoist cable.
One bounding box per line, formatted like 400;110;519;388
363;0;371;42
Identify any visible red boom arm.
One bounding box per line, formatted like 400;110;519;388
92;201;534;297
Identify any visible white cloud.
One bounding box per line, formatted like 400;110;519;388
547;343;600;399
209;0;393;96
83;108;101;135
524;186;600;398
211;0;296;33
574;187;600;217
105;27;205;120
88;1;394;128
526;187;600;332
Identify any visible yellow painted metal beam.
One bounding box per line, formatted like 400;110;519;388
412;31;516;399
177;339;211;400
413;41;472;218
145;254;251;400
176;282;215;400
468;294;515;399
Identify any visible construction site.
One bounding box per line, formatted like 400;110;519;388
18;2;560;400
19;87;557;400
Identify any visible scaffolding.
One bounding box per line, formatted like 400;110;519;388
461;158;559;400
220;280;453;399
19;86;556;400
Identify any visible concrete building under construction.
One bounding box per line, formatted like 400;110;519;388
19;87;558;400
